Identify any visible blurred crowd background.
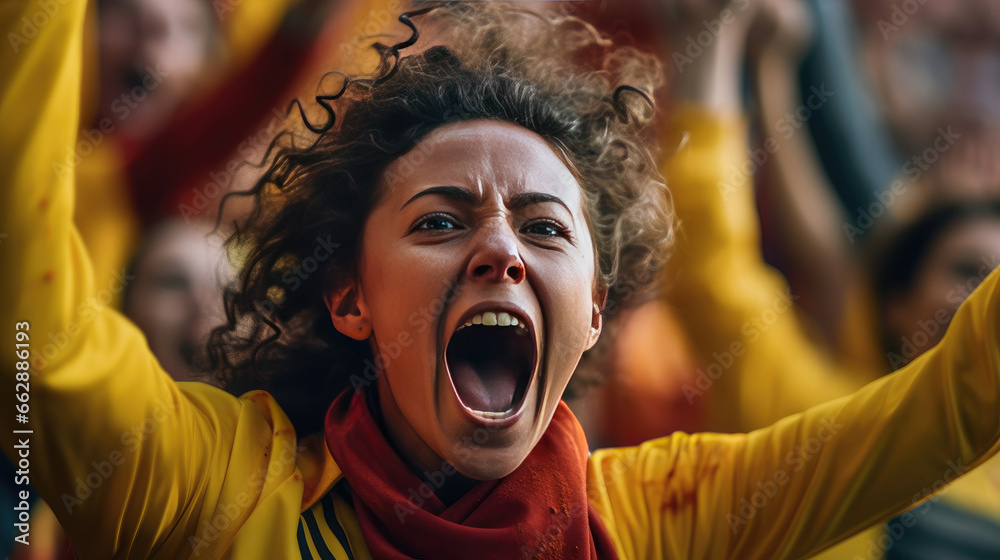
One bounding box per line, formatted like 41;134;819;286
4;0;1000;558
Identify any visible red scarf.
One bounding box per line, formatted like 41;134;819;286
324;389;620;559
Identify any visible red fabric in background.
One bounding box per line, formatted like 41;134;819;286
124;30;317;226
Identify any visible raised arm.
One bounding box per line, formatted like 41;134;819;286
663;104;874;433
657;0;877;434
747;0;858;343
589;266;1000;559
0;2;300;557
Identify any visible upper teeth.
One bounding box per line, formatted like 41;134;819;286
459;311;528;331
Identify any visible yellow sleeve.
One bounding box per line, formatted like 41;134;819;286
662;104;878;433
72;139;139;306
589;265;1000;559
0;3;302;557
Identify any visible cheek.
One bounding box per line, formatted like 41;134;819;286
531;256;596;361
360;238;461;372
365;242;458;322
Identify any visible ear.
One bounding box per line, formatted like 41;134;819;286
585;287;608;351
323;283;372;341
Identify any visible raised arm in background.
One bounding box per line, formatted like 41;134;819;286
0;2;303;557
657;0;876;434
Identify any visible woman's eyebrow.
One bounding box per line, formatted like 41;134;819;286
508;192;571;215
400;185;481;210
399;186;570;215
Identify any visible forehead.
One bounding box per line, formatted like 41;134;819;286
933;218;1000;255
380;120;583;207
138;225;223;272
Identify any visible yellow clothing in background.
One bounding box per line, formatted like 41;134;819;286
660;106;881;559
662;105;878;435
661;104;1000;558
6;3;1000;559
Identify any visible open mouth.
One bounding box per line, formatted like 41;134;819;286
445;310;536;417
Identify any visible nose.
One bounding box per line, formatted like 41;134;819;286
466;222;525;284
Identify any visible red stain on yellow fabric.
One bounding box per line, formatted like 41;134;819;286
661;487;697;513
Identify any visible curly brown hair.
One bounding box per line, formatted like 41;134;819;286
208;1;674;434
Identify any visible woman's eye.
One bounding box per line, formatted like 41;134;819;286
949;260;982;282
414;214;459;231
522;220;567;238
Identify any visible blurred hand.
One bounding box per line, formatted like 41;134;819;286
747;0;814;65
657;0;757;37
659;0;752;22
661;0;756;110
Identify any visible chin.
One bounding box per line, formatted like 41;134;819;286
436;379;558;481
451;448;530;481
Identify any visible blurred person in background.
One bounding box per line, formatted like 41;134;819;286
122;220;233;383
853;0;1000;199
5;1;228;556
870;201;1000;559
876;203;1000;364
74;0;364;301
760;0;1000;344
73;0;226;301
93;0;223;143
664;0;1000;557
585;0;1000;557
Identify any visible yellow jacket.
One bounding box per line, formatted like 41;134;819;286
4;2;1000;559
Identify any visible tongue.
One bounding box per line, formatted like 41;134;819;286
450;359;519;413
